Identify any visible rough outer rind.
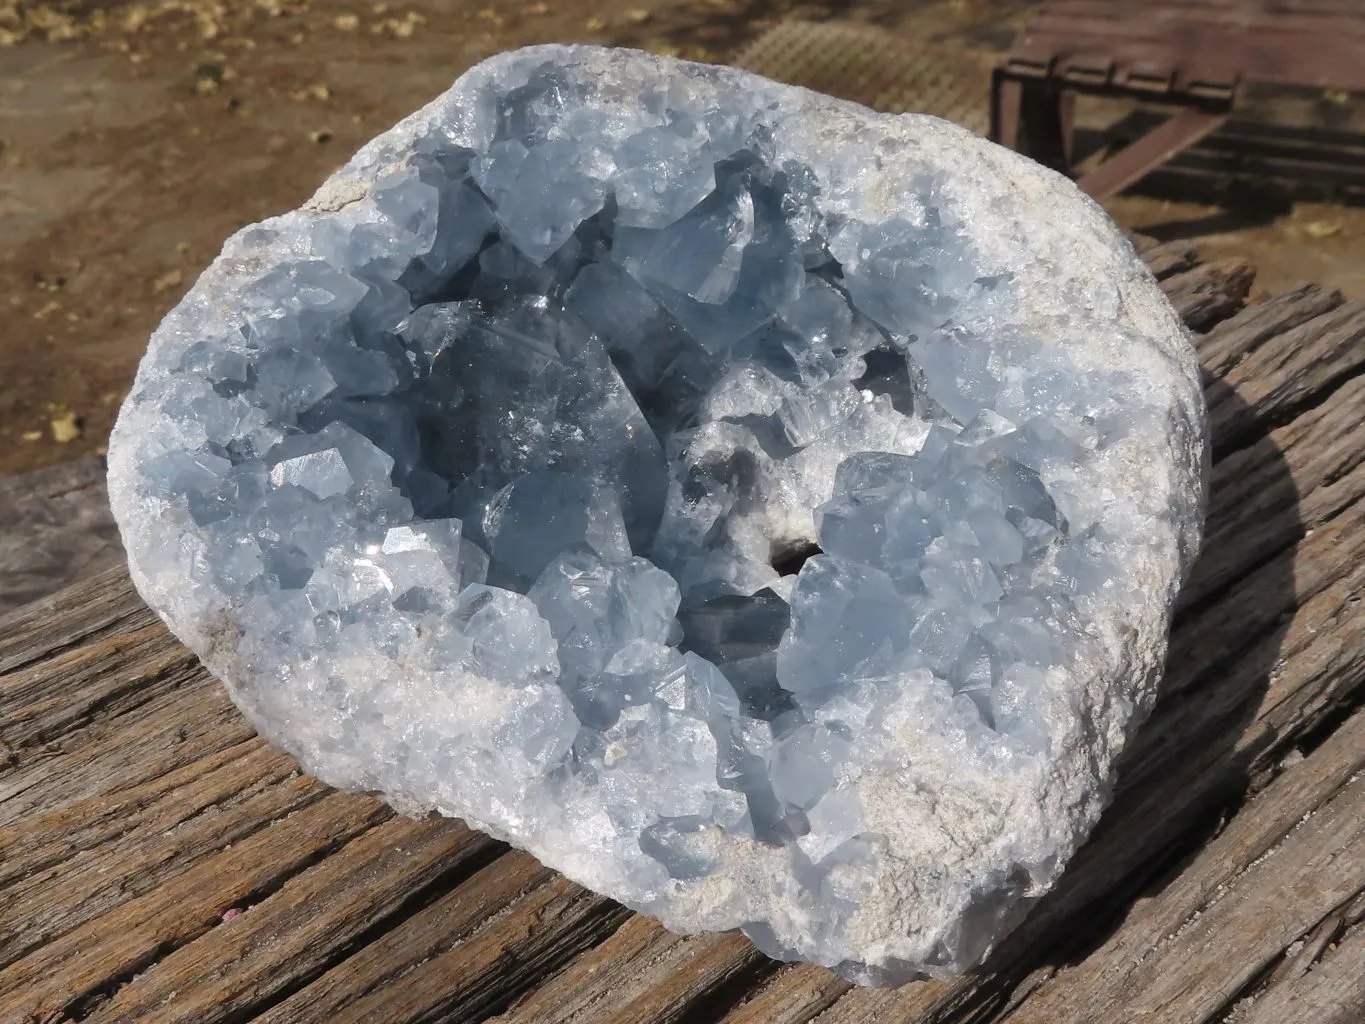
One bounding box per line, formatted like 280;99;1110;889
107;45;1208;984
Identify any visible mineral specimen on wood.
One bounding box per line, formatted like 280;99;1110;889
106;45;1208;984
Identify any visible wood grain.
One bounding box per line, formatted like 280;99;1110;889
252;851;558;1024
0;456;123;616
1195;283;1343;381
491;921;772;1024
1;244;1363;1024
1006;710;1365;1024
1240;918;1365;1024
1160;257;1256;331
1209;299;1365;456
83;817;503;1024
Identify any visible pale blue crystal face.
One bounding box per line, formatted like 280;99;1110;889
113;49;1196;982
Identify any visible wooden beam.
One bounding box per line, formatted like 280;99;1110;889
1076;107;1228;199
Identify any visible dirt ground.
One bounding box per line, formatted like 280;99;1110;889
1;0;1362;477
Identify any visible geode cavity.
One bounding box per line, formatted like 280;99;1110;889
107;45;1208;983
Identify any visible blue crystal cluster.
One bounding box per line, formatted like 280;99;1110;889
110;47;1203;982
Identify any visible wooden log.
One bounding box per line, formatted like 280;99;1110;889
1195;284;1343;380
1159;257;1255;332
1240;917;1365;1024
1180;373;1365;611
1254;890;1365;1005
80;818;506;1024
1209;300;1365;456
487;919;773;1024
1140;238;1200;281
1187;374;1365;609
722;964;853;1024
251;852;556;1024
280;876;629;1024
0;795;392;1020
0;742;319;969
0;456;123;617
1004;710;1365;1024
3;254;1364;1023
0;560;152;678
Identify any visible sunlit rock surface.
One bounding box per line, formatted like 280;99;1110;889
107;45;1207;984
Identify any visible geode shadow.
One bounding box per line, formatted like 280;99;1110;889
947;372;1300;1011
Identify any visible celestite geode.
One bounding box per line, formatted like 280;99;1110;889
107;46;1208;983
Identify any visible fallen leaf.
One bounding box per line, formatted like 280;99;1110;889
333;13;359;30
21;430;41;442
585;15;606;30
153;269;184;293
624;8;651;22
50;412;82;444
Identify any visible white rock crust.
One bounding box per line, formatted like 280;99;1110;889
108;45;1207;984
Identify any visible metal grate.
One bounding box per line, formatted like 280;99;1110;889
735;19;997;136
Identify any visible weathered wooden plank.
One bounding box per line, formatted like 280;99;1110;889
0;671;252;830
1251;563;1365;763
492;917;696;1024
0;795;391;1022
1;259;1362;1024
283;876;629;1024
0;741;321;971
1240;918;1365;1024
0;624;206;772
1195;284;1343;381
1159;257;1255;331
1140;238;1200;281
1210;300;1365;456
0;456;123;616
491;921;770;1024
0;738;282;889
1253;889;1365;1003
82;817;502;1024
1180;372;1365;609
720;964;853;1024
253;851;557;1024
593;933;772;1024
1005;712;1365;1024
0;562;153;678
1162;478;1365;707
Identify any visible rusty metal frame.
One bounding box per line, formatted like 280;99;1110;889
990;0;1365;199
991;64;1235;200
